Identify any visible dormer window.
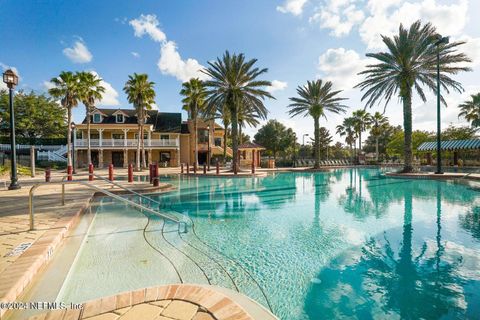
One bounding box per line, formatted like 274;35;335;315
116;114;124;123
93;113;102;123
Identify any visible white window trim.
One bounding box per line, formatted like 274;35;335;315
93;113;102;123
116;114;124;123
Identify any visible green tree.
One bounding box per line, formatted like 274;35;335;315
254;120;296;160
77;72;105;165
369;112;389;161
317;127;333;160
123;73;156;171
203;51;273;172
364;124;402;160
458;93;480;128
386;130;433;158
180;78;207;168
352;109;372;153
441;124;478;140
288;80;348;168
0;90;67;139
48;71;81;167
336;117;357;162
356;21;471;172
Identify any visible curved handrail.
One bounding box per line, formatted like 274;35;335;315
29;180;181;231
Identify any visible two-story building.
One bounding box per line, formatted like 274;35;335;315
74;108;231;168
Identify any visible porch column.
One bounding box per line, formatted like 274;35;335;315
454;151;458;166
123;149;128;168
98;129;104;147
177;149;180;167
148;131;151;146
98;150;104;169
123;129;129;147
148;150;153;165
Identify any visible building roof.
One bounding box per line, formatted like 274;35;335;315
82;108;183;133
238;142;266;150
417;139;480;151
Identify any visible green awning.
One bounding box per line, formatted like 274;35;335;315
417;139;480;151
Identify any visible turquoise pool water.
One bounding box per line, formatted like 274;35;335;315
58;168;480;319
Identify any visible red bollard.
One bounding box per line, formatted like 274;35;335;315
149;164;153;183
252;160;256;174
181;163;184;174
216;162;220;175
67;165;73;181
108;164;114;181
88;163;94;181
193;163;197;174
45;168;51;182
154;162;159;178
203;164;207;174
128;163;133;183
186;163;190;174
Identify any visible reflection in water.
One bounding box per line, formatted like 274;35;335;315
305;180;480;319
459;206;480;241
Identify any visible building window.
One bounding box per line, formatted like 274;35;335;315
90;134;99;139
93;113;102;123
197;129;208;144
160;134;170;140
160;152;171;163
214;138;222;147
116;114;124;123
134;133;149;139
112;134;124;140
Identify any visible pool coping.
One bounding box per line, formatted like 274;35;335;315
385;172;480;182
0;182;174;320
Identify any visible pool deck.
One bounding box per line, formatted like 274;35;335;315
0;169;172;320
385;171;480;181
25;284;278;320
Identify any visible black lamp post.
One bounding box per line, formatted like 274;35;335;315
71;122;76;174
3;69;20;190
207;124;211;171
302;133;309;160
434;35;449;174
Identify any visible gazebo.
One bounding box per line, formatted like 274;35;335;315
417;139;480;165
238;142;265;168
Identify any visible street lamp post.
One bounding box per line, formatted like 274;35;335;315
207;124;211;171
302;133;309;161
434;35;449;175
3;69;20;190
71;122;76;174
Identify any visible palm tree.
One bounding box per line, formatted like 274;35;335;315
356;20;471;172
370;112;389;161
336;117;357;163
123;73;156;171
288;80;348;169
351;109;372;157
458;93;480;128
48;71;80;168
180;78;207;169
77;72;105;166
202;51;273;172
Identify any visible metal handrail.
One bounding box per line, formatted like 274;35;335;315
29;180;183;231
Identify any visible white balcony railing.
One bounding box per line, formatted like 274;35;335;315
76;138;179;148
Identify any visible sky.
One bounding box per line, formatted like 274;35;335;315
1;0;479;144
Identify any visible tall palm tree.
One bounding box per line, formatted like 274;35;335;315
202;51;273;172
77;71;105;165
352;109;372;156
356;20;471;172
48;71;80;168
370;112;389;161
180;78;207;169
288;80;348;169
336;117;357;163
123;73;156;171
458;93;480;128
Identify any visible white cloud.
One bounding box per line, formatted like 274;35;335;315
458;36;480;67
63;40;92;63
317;48;369;90
360;0;469;49
150;103;159;110
131;51;140;58
266;80;288;93
129;14;206;82
129;14;166;43
42;80;55;91
277;0;308;16
310;1;364;37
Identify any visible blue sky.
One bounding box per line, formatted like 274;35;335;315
1;0;479;143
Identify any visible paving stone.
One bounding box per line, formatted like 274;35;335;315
150;300;171;308
161;301;198;320
84;313;119;320
192;312;215;320
112;306;131;315
119;303;163;320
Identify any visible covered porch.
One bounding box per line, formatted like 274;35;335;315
238;142;265;168
417;139;480;166
75;148;180;168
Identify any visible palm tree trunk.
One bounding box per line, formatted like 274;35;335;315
231;107;239;173
403;90;414;172
67;107;72;167
87;107;91;165
314;116;320;169
375;136;379;161
223;123;228;161
193;117;198;168
136;124;141;171
141;123;146;169
239;125;243;145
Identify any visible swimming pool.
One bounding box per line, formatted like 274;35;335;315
57;168;480;319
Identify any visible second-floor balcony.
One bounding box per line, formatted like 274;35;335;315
75;138;179;148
